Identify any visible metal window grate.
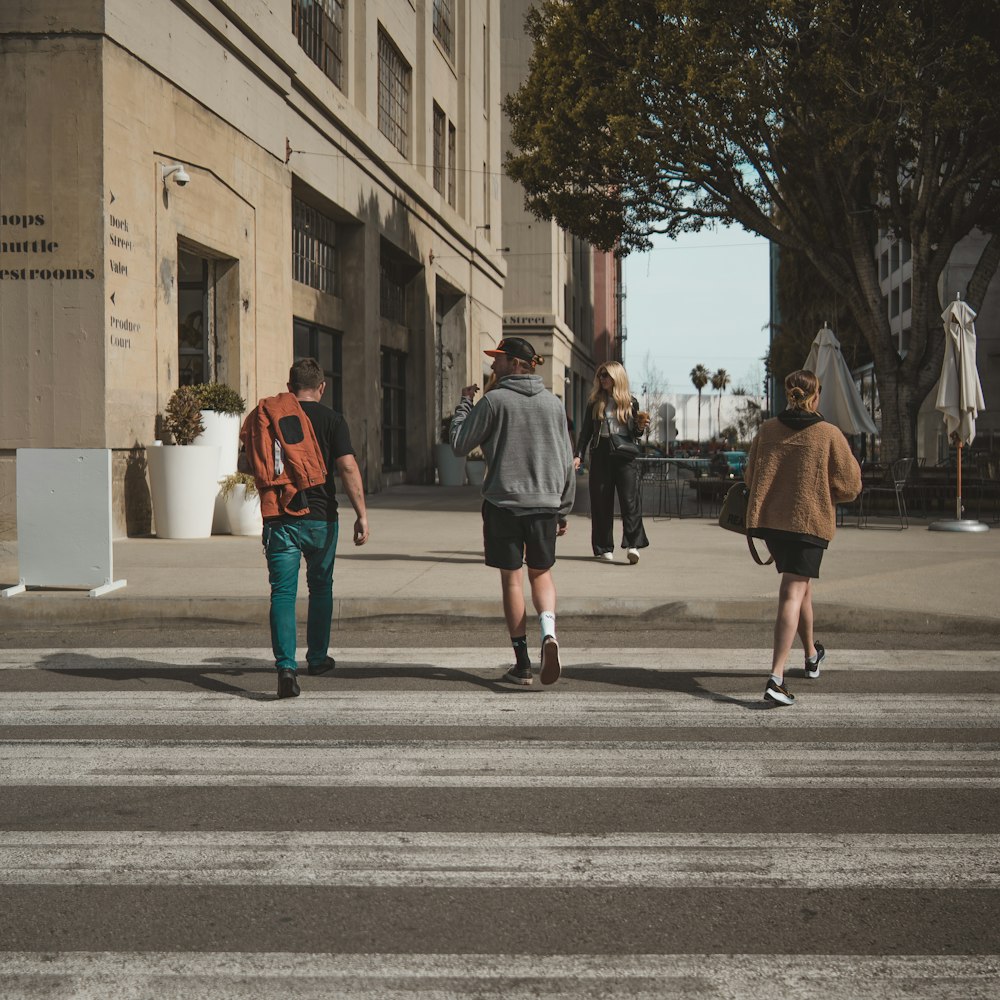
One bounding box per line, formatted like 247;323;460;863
292;197;339;296
432;104;445;193
380;253;407;324
432;0;453;56
447;121;456;207
378;29;410;156
291;0;344;90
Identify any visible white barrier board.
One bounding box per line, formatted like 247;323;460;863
1;449;126;598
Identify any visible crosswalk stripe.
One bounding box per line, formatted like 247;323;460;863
3;690;998;728
2;740;995;787
1;952;998;999
0;831;996;888
2;647;998;671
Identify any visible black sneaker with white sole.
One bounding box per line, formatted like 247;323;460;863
805;642;826;679
763;677;794;706
502;663;533;686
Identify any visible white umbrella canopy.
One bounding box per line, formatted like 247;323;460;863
935;298;985;446
804;325;878;435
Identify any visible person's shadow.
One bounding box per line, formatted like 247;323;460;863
38;652;514;699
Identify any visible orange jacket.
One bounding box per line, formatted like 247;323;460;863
240;393;327;518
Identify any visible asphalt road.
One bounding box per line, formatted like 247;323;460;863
1;622;998;998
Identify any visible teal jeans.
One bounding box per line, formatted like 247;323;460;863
263;519;339;671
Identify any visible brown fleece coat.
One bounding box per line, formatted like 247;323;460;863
744;417;861;542
240;393;327;518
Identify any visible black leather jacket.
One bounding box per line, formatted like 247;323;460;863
575;396;640;460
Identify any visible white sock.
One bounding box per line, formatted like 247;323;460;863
769;673;783;686
539;611;557;644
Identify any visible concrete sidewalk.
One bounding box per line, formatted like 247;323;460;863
1;483;998;629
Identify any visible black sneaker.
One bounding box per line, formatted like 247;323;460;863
540;636;561;686
763;677;794;706
307;656;336;676
502;663;533;686
805;643;826;679
277;669;300;699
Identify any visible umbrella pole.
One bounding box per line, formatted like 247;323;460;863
955;440;964;521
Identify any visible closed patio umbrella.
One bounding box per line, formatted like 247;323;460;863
929;297;989;533
804;325;878;436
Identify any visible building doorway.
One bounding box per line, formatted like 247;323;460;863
177;248;213;385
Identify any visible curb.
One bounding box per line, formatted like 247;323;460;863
0;595;993;635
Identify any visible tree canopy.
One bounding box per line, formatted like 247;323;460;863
505;0;1000;460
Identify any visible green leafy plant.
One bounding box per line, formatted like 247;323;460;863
190;382;246;415
218;471;258;500
163;386;205;445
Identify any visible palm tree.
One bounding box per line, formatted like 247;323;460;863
711;368;731;441
689;364;710;444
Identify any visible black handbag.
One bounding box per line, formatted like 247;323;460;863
718;482;773;565
604;417;640;461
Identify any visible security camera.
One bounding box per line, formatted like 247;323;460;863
162;164;191;187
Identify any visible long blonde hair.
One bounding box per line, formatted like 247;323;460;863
587;361;633;424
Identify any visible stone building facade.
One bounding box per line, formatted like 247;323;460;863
0;0;504;537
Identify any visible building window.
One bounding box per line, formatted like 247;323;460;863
902;278;911;312
178;249;211;386
291;0;345;90
880;250;889;281
380;252;408;325
447;121;457;207
890;240;900;272
890;287;900;318
378;28;410;156
292;198;339;296
483;23;489;111
381;347;407;471
432;0;453;57
293;318;343;411
902;239;911;264
482;161;490;232
432;103;446;193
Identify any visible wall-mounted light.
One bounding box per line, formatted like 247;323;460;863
162;164;191;189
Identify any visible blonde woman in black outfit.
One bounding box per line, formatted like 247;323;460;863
574;362;650;563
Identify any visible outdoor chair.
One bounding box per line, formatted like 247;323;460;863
858;457;913;529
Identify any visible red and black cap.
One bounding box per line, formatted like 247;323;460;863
483;337;543;365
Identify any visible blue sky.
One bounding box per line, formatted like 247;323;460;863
621;227;771;396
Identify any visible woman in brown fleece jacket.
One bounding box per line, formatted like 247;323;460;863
745;370;861;706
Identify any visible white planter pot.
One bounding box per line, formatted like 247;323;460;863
466;459;487;486
193;411;242;534
146;443;222;539
224;484;263;536
433;443;466;486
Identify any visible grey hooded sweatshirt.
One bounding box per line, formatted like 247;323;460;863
450;374;575;516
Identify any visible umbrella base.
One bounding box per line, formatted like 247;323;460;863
928;518;990;533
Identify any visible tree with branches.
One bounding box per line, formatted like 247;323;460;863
505;1;1000;461
690;364;710;443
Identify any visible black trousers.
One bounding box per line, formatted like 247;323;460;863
589;442;650;554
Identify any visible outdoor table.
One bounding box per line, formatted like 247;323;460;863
635;457;709;517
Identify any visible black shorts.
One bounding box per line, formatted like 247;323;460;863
482;501;558;571
763;537;825;578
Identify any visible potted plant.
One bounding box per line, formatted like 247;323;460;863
146;386;221;539
433;416;467;486
190;382;247;533
218;471;262;536
465;447;487;486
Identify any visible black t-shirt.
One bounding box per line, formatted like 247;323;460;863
276;400;355;522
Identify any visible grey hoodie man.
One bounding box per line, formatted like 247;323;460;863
450;373;576;515
448;338;575;688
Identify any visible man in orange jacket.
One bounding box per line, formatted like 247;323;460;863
245;357;369;699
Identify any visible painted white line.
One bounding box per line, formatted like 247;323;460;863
0;953;997;1000
2;647;997;671
2;690;998;728
1;740;996;788
0;831;996;889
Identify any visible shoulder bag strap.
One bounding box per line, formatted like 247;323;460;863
747;536;774;566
